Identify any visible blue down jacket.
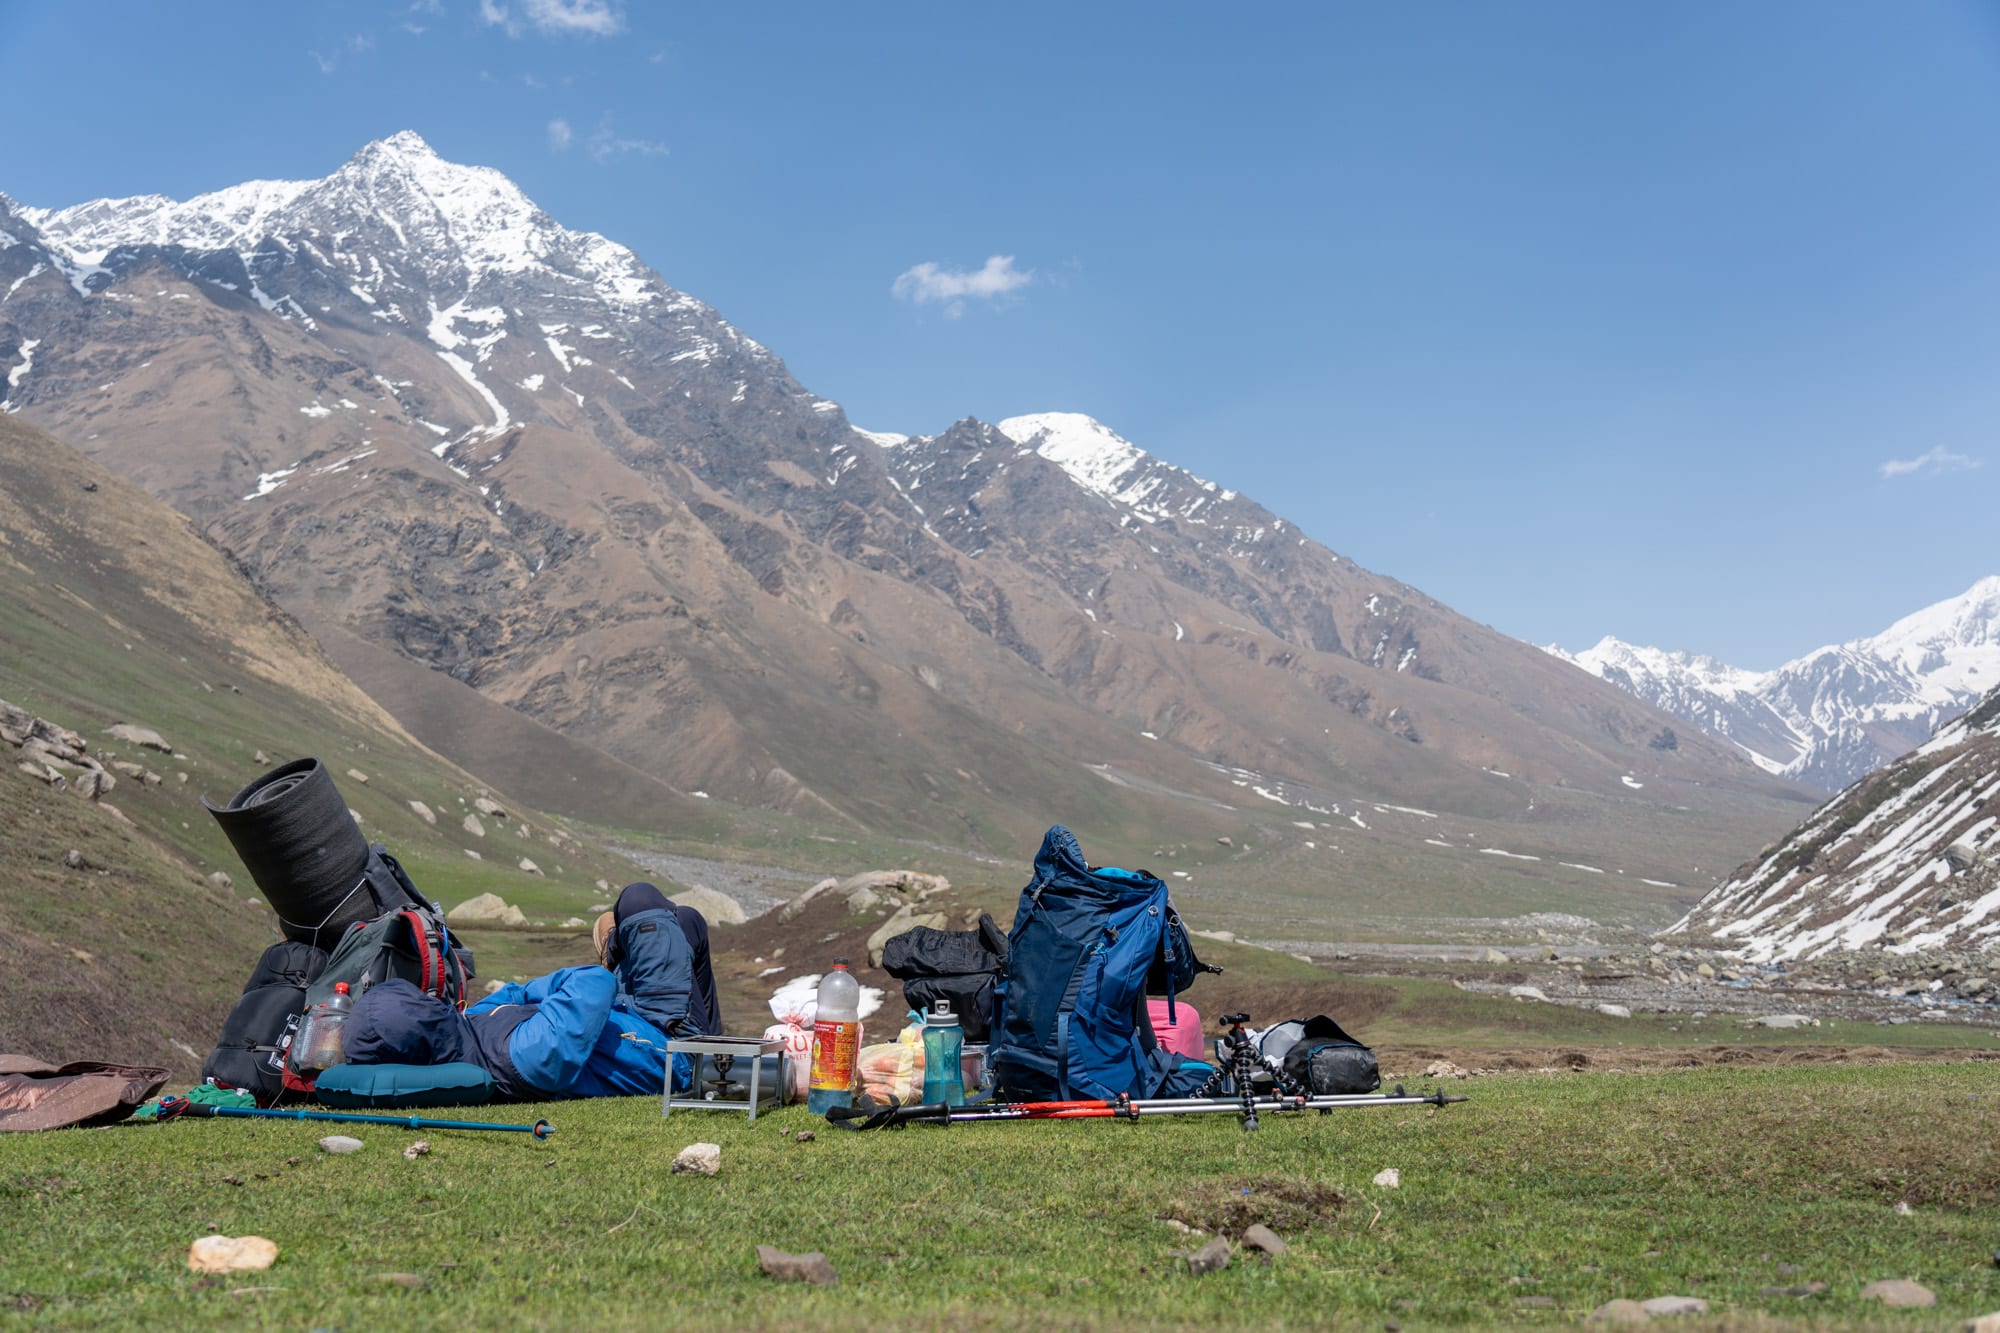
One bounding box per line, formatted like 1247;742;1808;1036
348;969;690;1100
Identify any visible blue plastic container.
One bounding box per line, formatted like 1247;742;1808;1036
920;1000;966;1106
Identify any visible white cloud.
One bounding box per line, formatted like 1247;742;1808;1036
308;32;373;74
481;0;624;37
891;255;1033;318
548;119;574;151
584;117;667;161
1880;446;1981;479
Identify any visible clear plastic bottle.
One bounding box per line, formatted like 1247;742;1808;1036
289;982;352;1078
806;962;861;1114
920;999;965;1106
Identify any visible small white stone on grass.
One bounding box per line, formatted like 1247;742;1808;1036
756;1244;836;1285
1894;1200;1914;1215
1640;1296;1709;1316
1241;1223;1286;1255
1964;1311;2000;1333
1186;1237;1232;1274
1860;1279;1936;1308
672;1142;720;1176
1596;1003;1632;1019
403;1140;431;1161
1373;1168;1401;1188
188;1234;277;1273
318;1135;363;1154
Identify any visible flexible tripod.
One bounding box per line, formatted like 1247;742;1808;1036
1195;1012;1307;1130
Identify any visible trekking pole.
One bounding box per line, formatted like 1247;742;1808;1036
827;1086;1463;1131
156;1097;554;1139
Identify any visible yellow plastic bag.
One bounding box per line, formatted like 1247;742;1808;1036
857;1016;926;1103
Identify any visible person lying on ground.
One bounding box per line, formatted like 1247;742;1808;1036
343;887;716;1100
593;881;722;1036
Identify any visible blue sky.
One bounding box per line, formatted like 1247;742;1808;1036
3;1;1996;668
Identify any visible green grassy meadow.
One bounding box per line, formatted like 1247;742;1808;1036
4;1062;1998;1329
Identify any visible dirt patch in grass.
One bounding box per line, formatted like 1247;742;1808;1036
1165;1175;1347;1237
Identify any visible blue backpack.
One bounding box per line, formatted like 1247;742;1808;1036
988;827;1221;1101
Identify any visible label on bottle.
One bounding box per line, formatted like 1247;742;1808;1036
809;1018;859;1091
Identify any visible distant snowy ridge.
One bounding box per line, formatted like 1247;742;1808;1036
1670;683;2000;960
1550;576;2000;791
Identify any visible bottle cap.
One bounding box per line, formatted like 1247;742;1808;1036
334;982;349;994
832;959;850;970
929;999;959;1026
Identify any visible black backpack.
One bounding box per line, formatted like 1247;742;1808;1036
202;940;327;1105
204;849;474;1103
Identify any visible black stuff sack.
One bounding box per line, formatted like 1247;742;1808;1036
202;939;328;1105
1273;1015;1380;1095
880;913;1008;1042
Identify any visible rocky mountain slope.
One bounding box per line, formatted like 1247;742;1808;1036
0;411;648;1076
0;133;1810;898
1669;683;2000;961
1550;577;2000;791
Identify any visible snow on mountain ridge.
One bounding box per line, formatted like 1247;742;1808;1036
20;131;660;310
1552;577;2000;790
995;411;1244;531
1671;684;2000;961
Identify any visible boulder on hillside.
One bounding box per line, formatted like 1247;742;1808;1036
777;870;950;922
408;800;437;825
449;892;526;926
0;700;33;747
671;885;747;926
462;813;485;837
518;858;543;876
867;906;948;968
18;759;64;787
106;722;173;753
474;796;508;818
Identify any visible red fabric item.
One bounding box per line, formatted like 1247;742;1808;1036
1146;999;1204;1060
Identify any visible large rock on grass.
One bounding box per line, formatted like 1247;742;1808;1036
867;906;948;967
106;722;173;753
449;892;527;926
672;885;747;926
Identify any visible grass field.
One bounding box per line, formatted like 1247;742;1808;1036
4;1062;1997;1329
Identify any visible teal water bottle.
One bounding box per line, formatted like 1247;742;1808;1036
920;1000;965;1106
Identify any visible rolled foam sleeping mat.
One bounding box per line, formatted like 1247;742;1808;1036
204;758;373;947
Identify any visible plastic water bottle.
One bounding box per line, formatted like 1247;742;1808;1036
920;999;965;1106
290;982;352;1078
806;962;861;1114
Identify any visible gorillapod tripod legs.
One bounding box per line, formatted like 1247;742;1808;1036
1195;1013;1308;1130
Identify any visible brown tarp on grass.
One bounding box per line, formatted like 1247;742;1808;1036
0;1055;169;1132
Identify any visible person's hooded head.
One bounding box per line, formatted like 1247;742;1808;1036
343;979;471;1065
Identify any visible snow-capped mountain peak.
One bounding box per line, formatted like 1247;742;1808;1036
19;131;660;308
1553;577;2000;791
995;411;1245;531
1859;573;2000;693
998;412;1156;496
